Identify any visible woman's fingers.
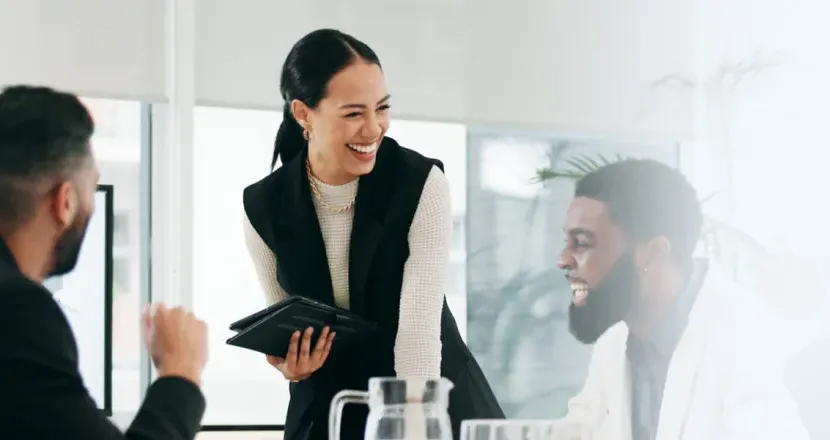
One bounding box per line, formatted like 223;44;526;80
311;326;330;362
274;326;335;381
295;327;314;372
285;330;301;373
320;330;335;363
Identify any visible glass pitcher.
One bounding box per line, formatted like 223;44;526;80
460;419;567;440
329;377;454;440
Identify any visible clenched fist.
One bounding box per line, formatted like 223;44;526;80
143;304;208;385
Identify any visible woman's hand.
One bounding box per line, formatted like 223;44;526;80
267;326;335;381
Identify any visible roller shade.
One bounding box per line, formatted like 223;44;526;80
0;0;166;101
195;0;696;141
1;0;698;139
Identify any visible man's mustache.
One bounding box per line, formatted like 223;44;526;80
565;274;588;285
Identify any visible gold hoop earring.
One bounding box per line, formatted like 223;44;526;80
303;127;310;141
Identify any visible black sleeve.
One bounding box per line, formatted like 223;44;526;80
0;279;206;439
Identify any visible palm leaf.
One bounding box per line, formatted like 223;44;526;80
703;216;767;255
564;157;595;174
583;155;602;170
534;169;587;182
535;153;628;183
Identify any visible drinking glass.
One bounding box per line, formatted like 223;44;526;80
460;419;574;440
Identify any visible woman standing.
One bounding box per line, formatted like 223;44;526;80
242;29;504;440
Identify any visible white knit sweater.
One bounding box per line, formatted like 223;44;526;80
243;165;451;378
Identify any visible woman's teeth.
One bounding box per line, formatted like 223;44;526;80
347;143;378;154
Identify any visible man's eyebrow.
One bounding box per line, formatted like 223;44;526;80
566;228;596;239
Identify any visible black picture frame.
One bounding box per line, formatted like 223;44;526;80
97;183;114;417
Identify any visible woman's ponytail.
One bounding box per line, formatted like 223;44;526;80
271;104;307;170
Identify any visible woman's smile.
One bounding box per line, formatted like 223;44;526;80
346;141;380;161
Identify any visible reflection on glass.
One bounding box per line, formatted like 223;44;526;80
386;119;468;338
193;106;287;426
82;98;144;413
466;131;678;417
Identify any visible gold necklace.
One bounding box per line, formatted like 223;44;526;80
306;159;356;213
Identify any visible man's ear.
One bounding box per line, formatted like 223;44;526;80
642;236;672;270
52;181;77;229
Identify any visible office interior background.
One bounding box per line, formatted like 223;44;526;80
3;0;830;439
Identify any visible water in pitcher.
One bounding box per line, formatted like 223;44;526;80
329;377;454;440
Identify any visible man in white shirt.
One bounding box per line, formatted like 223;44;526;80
553;159;808;440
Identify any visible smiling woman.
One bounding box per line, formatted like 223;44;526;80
294;60;388;182
239;28;504;440
270;29;388;184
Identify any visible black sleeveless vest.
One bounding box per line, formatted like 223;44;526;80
243;137;504;440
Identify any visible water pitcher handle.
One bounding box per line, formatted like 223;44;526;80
328;390;369;440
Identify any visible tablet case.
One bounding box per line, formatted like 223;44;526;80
226;296;379;358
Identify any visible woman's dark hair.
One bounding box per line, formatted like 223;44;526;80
272;29;381;170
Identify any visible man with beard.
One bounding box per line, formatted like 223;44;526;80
0;85;209;439
551;159;807;440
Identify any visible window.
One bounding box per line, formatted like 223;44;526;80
385;119;468;339
82;98;145;414
113;257;131;295
465;130;679;417
193;106;287;426
192;108;469;426
113;212;130;247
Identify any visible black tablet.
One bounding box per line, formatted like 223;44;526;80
226;296;379;358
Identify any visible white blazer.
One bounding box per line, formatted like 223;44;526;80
551;271;809;440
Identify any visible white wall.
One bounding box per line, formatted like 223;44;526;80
697;0;830;250
196;0;696;140
1;0;698;141
463;0;696;140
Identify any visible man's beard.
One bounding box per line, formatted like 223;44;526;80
49;213;91;277
569;253;640;344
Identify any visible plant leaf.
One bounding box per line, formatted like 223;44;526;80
535;153;630;183
584;155;602;169
564;157;594;174
598;153;623;166
597;154;611;166
534;168;585;182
